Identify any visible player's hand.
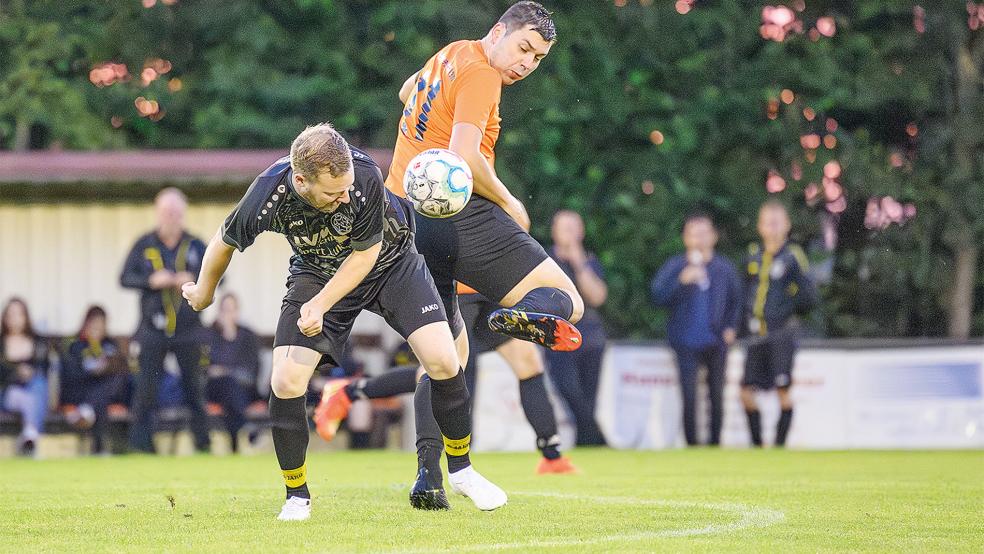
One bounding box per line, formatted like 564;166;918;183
297;299;328;337
181;281;214;312
678;265;707;285
723;328;737;346
148;269;176;290
500;196;531;232
567;244;588;268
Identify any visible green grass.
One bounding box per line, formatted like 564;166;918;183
1;448;981;552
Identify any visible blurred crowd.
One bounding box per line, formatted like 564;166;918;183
1;187;817;457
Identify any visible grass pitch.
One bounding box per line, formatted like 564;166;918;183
0;448;981;552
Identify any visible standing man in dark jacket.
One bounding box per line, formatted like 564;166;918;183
120;187;210;453
739;200;818;447
651;212;741;446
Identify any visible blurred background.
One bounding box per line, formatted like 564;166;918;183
0;1;981;456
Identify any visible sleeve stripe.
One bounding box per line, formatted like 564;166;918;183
351;233;383;251
220;232;244;251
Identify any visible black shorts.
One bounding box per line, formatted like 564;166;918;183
458;292;510;355
413;196;549;338
273;250;448;367
742;327;798;389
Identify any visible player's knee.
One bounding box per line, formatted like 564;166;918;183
777;387;793;409
740;387;756;409
454;330;470;367
420;350;460;380
567;289;585;323
270;364;309;398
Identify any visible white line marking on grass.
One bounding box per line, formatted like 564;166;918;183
396;492;784;553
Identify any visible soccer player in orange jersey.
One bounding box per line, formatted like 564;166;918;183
316;2;583;510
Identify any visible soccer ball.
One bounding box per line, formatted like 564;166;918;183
403;148;473;218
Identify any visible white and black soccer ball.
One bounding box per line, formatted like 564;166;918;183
402;148;473;218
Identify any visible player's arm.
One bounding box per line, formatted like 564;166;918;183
181;229;235;311
723;262;742;345
575;257;608;308
650;256;685;306
297;166;387;337
398;72;419;105
183;176;269;311
449;123;530;230
788;247;819;313
297;242;383;336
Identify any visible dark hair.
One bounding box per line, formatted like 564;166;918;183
1;297;35;340
498;1;557;42
78;305;107;342
682;210;715;233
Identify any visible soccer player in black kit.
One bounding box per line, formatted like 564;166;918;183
181;123;506;520
740;201;818;447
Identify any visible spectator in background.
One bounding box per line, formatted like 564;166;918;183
545;210;608;446
651;212;741;446
0;298;52;456
60;306;131;455
740;201;818;447
206;293;262;453
120;187;211;453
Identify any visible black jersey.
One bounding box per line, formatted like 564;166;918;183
221;148;415;283
741;241;818;336
120;231;207;339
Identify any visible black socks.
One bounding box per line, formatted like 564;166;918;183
413;375;444;474
519;374;561;460
346;366;418;400
269;394;310;499
776;408;793;447
745;410;763;447
428;370;473;474
513;287;574;320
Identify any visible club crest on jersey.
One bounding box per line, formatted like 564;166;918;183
331;212;354;235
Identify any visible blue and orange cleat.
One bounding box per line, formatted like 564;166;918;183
313;378;352;442
487;308;583;352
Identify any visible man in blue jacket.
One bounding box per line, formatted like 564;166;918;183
651;212;741;446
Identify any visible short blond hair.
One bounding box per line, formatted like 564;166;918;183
290;122;352;179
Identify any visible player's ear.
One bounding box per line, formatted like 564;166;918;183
490;22;507;44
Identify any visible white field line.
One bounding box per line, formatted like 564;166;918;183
394;491;785;553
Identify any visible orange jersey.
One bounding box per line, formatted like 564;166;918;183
385;40;502;196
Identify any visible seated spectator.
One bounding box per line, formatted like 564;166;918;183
206;293;262;453
0;297;52;456
60;306;132;455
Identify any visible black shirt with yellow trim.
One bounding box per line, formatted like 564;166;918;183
220;147;414;284
120;230;206;340
740;241;818;337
